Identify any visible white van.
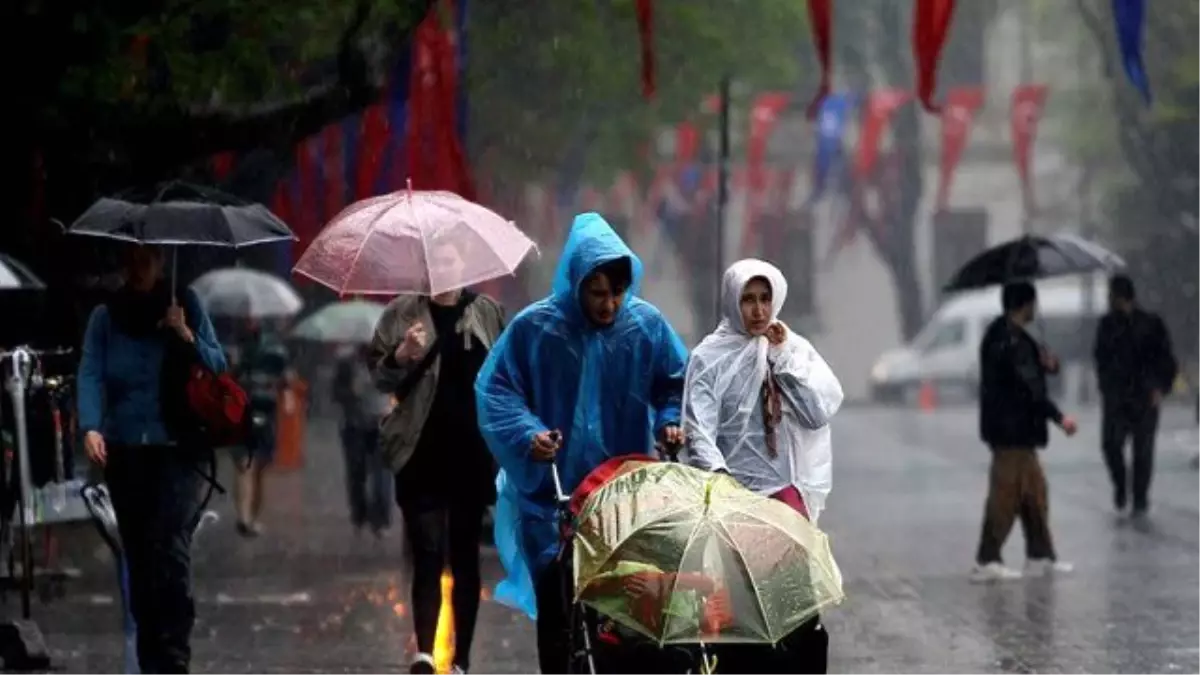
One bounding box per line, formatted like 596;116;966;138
868;277;1108;402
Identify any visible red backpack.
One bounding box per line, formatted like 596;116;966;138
185;364;249;446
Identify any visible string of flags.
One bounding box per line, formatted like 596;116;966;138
799;0;1151;114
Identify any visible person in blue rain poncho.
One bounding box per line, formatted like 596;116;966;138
476;212;688;674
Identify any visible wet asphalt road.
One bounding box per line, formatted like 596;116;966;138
12;404;1199;673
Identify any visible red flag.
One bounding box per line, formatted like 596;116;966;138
405;0;475;200
1010;83;1048;215
675;122;699;166
855;88;912;178
356;104;389;200
805;0;833;119
321;124;345;220
636;0;655;98
912;0;957;112
747;92;791;170
211;152;236;182
935;86;984;211
294;137;320;252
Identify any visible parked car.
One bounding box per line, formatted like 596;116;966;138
869;276;1107;403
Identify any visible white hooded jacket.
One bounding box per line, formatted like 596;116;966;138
681;259;844;523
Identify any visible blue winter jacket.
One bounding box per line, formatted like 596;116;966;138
476;213;688;578
77;287;227;446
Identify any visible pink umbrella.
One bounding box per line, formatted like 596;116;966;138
293;189;537;296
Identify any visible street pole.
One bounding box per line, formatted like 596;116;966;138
715;74;732;323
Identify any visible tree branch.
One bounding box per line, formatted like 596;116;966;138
92;0;436;172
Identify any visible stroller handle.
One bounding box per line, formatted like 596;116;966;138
550;463;569;506
547;431;571;507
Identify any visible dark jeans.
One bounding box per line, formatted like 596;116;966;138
1101;403;1159;509
976;448;1056;564
341;426;391;530
398;490;485;670
535;555;573;674
105;445;202;674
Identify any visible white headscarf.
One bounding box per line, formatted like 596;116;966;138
681;259;843;522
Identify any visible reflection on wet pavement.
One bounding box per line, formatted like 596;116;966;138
14;408;1199;673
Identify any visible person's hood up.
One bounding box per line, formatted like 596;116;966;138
719;259;788;335
550;213;644;324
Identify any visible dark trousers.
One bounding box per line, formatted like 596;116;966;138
976;448;1056;564
398;490;485;670
1101;403;1159;509
105;445;201;674
341;426;392;530
716;616;828;674
534;555;573;674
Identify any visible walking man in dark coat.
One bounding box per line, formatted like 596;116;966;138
971;282;1078;583
1093;275;1178;516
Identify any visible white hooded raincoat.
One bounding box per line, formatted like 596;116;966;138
682;259;844;523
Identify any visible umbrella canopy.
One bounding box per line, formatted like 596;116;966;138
293;188;537;296
943;234;1125;292
190;268;303;318
290;299;386;344
69;181;294;248
571;459;844;646
0;254;45;291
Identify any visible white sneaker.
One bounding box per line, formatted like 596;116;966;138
969;562;1023;583
1025;558;1074;577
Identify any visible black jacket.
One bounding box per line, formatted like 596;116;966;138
1093;308;1177;409
979;316;1063;449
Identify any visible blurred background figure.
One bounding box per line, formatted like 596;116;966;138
1093;274;1178;516
332;343;393;537
231;317;295;537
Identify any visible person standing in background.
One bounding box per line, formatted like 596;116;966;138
333;343;393;537
232;318;294;537
1093;275;1178;516
971;281;1077;583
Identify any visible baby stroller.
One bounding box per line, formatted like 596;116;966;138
549;443;716;674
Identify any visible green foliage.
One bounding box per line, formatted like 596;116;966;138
44;0;808;183
465;0;810;182
52;0;429;109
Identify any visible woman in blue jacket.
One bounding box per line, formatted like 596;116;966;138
77;245;226;674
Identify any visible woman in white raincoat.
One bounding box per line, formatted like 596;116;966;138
682;258;843;673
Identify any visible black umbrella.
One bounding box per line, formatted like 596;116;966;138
943;234;1125;292
0;254;45;291
68;181;295;294
69;181;293;248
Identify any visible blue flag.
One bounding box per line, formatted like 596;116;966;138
1112;0;1151;104
807;92;856;207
